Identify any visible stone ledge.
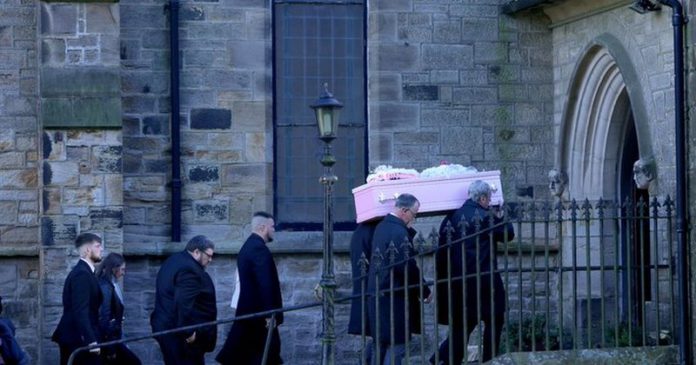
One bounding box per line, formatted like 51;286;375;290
122;231;354;257
491;345;678;365
0;245;40;257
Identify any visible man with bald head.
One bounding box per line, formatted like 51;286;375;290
217;211;284;365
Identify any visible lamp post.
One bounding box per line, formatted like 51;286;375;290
311;83;343;365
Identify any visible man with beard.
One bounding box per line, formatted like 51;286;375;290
151;235;217;365
217;211;283;365
52;233;105;365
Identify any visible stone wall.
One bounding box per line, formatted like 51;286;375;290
367;0;554;199
0;0;40;363
121;0;272;252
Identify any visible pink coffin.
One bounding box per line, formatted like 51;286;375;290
352;170;504;223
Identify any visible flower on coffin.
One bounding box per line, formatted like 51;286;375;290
420;163;478;179
366;165;420;183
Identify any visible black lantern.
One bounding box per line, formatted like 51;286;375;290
311;83;343;140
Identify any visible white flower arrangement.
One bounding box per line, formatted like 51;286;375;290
420;163;478;179
366;165;420;183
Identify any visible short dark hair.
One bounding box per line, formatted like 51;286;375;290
75;233;102;249
96;253;125;281
253;211;274;220
185;235;215;253
394;193;419;209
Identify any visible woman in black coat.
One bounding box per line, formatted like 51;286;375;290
96;253;141;365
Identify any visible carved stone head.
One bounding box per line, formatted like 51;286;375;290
633;159;655;190
548;169;568;197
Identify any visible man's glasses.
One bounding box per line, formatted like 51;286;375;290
200;250;214;259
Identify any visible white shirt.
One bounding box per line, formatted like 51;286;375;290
80;258;96;273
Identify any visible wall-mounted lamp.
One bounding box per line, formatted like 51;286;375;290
629;0;661;13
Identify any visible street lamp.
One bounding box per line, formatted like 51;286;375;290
311;83;343;365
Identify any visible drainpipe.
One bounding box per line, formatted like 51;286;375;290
169;0;182;242
656;1;689;363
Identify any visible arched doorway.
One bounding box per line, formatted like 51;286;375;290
558;40;654;345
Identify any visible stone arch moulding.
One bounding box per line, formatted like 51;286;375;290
557;33;654;200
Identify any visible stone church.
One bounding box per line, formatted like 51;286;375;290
1;0;695;363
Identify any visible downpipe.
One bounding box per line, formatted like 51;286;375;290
169;0;182;242
656;1;690;364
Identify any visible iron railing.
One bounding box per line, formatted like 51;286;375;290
68;197;678;365
353;197;678;364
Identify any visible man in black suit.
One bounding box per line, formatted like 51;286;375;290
348;219;381;365
151;235;218;365
367;194;431;365
216;211;283;365
432;180;515;364
52;233;105;365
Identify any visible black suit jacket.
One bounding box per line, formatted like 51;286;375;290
98;278;124;342
216;233;283;365
434;199;515;325
366;214;431;345
151;251;217;352
348;220;380;336
52;260;103;347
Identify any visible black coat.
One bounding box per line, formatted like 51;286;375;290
367;214;431;345
52;260;103;347
98;278;124;342
434;199;515;325
151;251;218;353
216;233;284;365
348;220;380;336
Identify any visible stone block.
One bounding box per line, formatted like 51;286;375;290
188;165;219;183
0;70;19;91
0;26;11;48
42;215;79;246
42;96;122;128
42;131;64;160
92;145;122;173
43;188;61;214
0;201;18;224
475;42;507;64
433;20;461;43
372;43;418;71
452;87;497;105
424;43;475;71
144;159;169;173
462;17;498;41
142;115;169;135
86;208;123;230
441;127;483;156
40;3;77;35
221;163;269;192
1;226;37;244
245;132;266;162
403;84;438;101
231;101;268;132
0;169;38;189
0;129;14;152
421;107;470;127
190;108;232;130
0;152;24;168
40;67;120;97
104;174;123;205
63;186;103;206
85;4;119;34
43;161;79;186
368;103;419;131
369;73;400;101
194;201;229;223
229;41;267;70
368;133;392;162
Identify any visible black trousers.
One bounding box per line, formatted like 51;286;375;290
434;275;506;365
101;343;142;365
59;344;103;365
155;333;204;365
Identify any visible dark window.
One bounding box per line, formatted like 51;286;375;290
273;0;366;230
